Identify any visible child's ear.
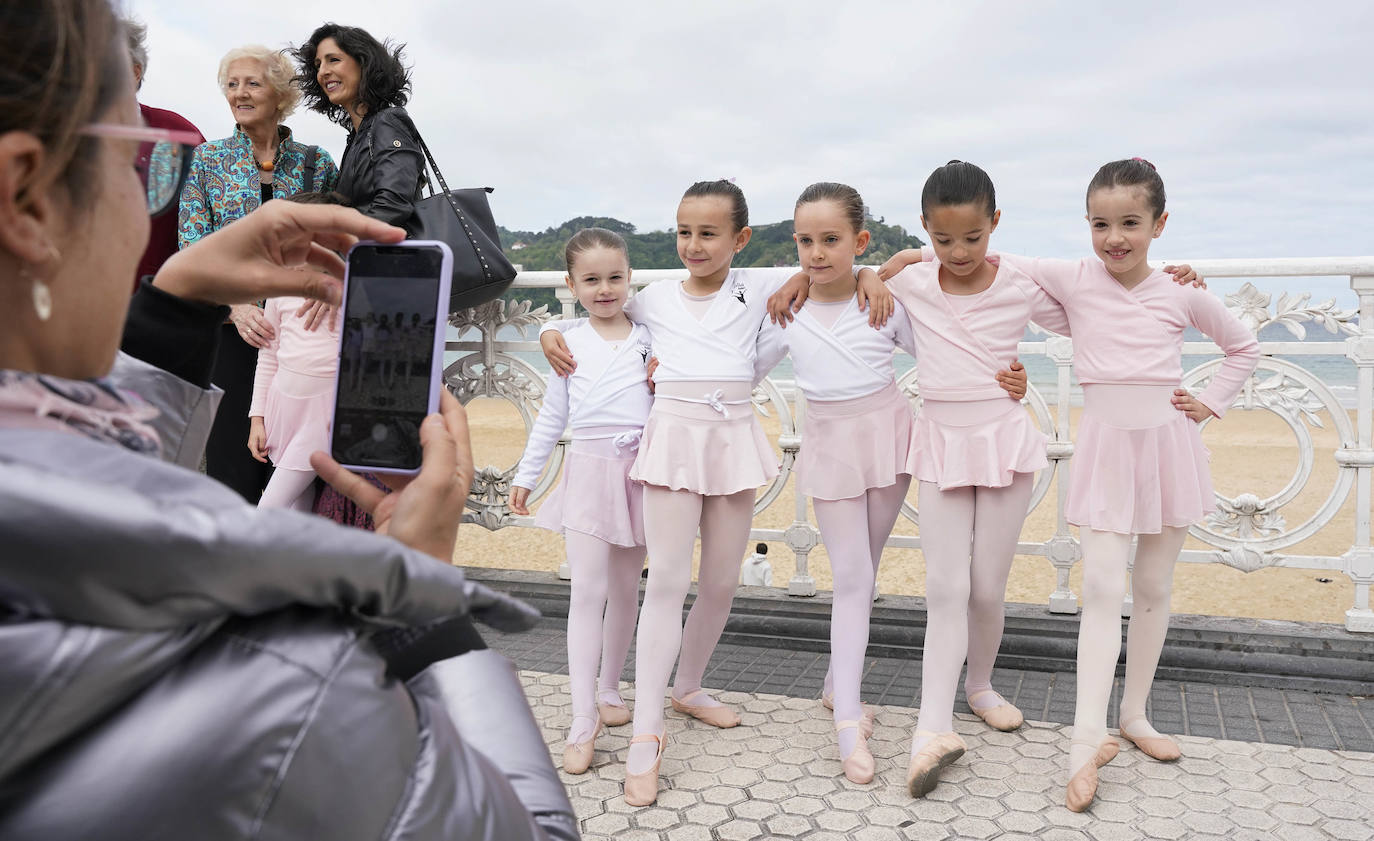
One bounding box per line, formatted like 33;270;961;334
734;225;752;254
855;230;872;254
919;214;929;234
989;209;1001;234
1153;211;1168;238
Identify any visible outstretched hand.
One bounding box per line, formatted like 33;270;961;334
154;200;406;307
310;389;474;562
1162;263;1206;288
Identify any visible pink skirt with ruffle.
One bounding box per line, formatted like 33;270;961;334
630;381;778;496
1065;384;1215;535
535;431;645;547
799;382;913;500
907;397;1047;490
265;369;335;471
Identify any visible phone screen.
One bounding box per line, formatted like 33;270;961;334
332;244;445;472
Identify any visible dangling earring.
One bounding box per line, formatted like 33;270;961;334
31;273;52;322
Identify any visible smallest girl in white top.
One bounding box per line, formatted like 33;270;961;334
510;228;652;775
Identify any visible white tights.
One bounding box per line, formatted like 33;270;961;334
257;467;317;511
563;531;645;744
913;473;1034;752
627;486;755;774
1070;526;1187;773
812;478;911;757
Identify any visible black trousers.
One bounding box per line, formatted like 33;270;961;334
206;324;273;503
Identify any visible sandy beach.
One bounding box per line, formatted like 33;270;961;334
454;398;1365;625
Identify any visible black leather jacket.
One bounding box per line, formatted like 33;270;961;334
337;106;425;230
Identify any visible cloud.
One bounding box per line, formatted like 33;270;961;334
133;0;1373;262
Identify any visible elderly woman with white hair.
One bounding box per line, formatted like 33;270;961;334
179;44;338;503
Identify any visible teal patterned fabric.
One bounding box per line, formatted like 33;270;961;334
177;125;339;248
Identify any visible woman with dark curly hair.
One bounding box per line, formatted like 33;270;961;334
292;23;423;229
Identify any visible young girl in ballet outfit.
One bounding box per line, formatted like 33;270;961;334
541;180;889;805
884;158;1257;811
248;292;338;511
510;228;651;775
755;182;1029;785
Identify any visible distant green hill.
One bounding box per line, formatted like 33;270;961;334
498;214;925;313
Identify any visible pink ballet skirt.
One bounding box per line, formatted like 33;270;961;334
264;368;334;471
907;397;1047;490
630;381;779;496
535;427;645;547
799;381;913;500
1066;384;1215;535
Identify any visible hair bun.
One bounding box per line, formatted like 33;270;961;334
1131;156;1157;171
946;159;963;166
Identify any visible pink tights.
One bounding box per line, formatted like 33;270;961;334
1070;526;1187;773
913;473;1034;753
813;478;911;757
627;485;755;773
563;531;645;744
257;467;317;511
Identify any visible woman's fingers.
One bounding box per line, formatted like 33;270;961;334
310;451;390;513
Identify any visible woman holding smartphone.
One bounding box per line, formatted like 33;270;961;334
0;4;575;837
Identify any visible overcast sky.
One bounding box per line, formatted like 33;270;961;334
133;0;1371;269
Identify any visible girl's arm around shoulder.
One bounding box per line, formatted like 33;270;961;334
884;297;918;358
753;318;789;387
990;253;1086;303
1184;286;1260;419
538;317;588;376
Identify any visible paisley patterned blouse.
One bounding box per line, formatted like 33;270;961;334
177;125;339;248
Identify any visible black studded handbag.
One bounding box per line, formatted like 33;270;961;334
399;115;517;312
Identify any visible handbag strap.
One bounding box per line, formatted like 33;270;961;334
398;113;497;283
302;145;319;192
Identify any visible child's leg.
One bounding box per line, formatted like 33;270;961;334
913;482;975;751
599;545;645;706
257;467;318;511
564;531;613;744
821;478;911;701
813;494;876;759
627;486;703;773
672;488;755;706
1119;526;1188;738
963;473;1035;709
865;477;911;574
1071;528;1132;774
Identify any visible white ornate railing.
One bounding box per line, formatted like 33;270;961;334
445;258;1374;632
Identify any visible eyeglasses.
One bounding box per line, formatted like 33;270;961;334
80;123;204;216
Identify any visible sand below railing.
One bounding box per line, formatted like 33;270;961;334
453;399;1367;626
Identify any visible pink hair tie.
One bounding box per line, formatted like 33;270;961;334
1131;156;1157;171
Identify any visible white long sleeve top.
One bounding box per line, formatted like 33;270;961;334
886;261;1070;402
754;296;917;401
996;255;1260;418
512;321;654;490
542;268;795;384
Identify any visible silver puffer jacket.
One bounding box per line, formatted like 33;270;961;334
0;354;578;840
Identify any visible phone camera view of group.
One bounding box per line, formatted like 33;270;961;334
332;273;440;470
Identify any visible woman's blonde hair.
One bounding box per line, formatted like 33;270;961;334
216;45;301;119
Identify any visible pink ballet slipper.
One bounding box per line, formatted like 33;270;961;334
670;689;740;728
1065;736;1120;813
967;689;1024;732
906;730;966;798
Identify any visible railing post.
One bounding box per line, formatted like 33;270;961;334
786;393;819;596
555;285;577;321
1343;275;1374;631
1045;335;1080;614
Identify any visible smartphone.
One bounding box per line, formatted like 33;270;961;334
330;240;453;475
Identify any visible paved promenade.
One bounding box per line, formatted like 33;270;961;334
515;669;1374;841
